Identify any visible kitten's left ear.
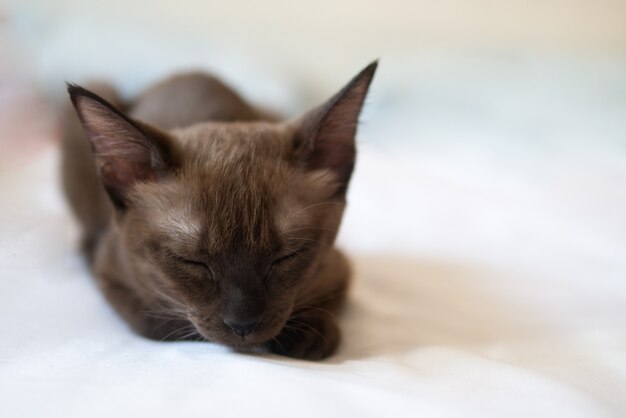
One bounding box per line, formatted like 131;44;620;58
293;61;377;193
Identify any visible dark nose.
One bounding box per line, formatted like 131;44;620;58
223;318;259;337
222;283;264;338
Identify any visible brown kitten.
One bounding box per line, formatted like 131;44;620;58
61;62;377;360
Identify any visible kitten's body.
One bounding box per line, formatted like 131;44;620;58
62;64;376;359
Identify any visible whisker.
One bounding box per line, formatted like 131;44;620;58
286;237;329;246
176;328;202;342
147;286;186;309
152;318;185;335
142;309;187;321
295;288;346;308
293;305;337;320
286;319;328;345
284;226;337;234
282;246;312;264
286;202;343;222
160;323;195;342
270;336;285;353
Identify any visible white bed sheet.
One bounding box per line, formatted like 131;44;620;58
1;44;626;417
1;138;625;417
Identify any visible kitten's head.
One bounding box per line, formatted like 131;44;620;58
68;62;376;348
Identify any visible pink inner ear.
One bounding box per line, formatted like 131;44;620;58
307;70;372;184
91;131;157;168
72;90;169;208
99;160;156;188
79;98;159;165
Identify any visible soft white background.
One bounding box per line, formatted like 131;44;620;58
1;1;625;417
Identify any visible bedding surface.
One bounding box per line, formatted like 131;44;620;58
1;54;626;418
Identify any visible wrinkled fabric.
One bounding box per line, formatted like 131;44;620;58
1;141;624;417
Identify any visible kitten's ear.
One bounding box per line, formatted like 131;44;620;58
67;84;176;210
293;61;377;193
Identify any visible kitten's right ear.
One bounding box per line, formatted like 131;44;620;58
67;84;176;210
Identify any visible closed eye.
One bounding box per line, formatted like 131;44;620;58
166;250;213;275
181;258;209;268
273;251;299;265
180;258;214;279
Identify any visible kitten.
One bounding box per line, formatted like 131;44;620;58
61;62;377;360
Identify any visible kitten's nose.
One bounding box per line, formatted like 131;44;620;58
223;317;260;337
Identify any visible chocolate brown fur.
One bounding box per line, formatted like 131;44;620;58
61;63;377;360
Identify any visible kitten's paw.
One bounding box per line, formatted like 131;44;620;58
269;316;340;360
